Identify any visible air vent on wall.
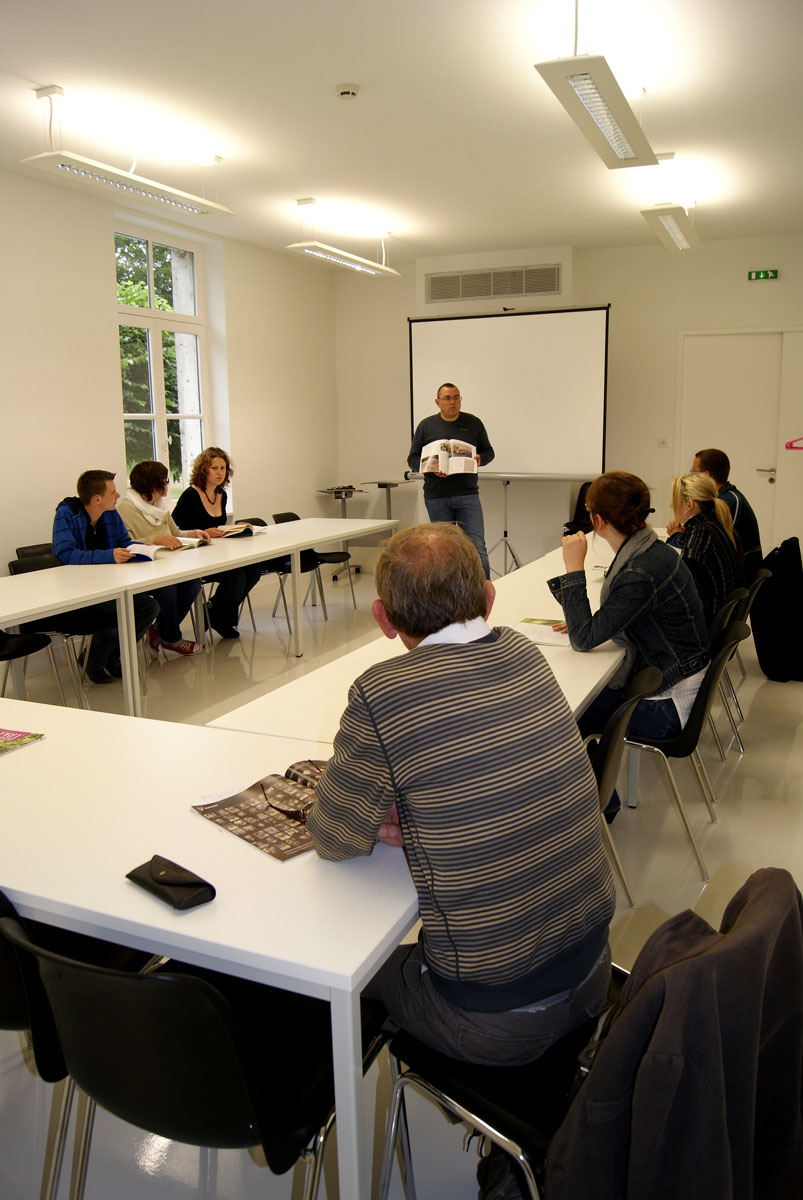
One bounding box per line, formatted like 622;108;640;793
426;263;561;304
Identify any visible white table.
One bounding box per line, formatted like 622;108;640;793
0;697;417;1199
210;548;624;740
2;518;396;718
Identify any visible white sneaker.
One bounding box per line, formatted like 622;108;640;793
160;638;201;656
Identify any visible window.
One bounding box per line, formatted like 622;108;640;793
115;231;207;493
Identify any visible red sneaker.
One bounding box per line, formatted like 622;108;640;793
161;638;201;657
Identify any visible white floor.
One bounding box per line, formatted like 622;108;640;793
2;568;802;1198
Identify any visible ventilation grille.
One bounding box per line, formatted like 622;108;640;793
426;263;561;303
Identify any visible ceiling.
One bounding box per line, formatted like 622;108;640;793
2;0;802;266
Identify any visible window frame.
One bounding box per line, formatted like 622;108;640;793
115;223;210;494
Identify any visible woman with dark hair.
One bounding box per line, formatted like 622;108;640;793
667;472;744;628
117;460;209;657
548;471;710;745
172;447;261;639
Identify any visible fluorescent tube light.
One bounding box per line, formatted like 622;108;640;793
285;241;400;277
534;55;658;169
20;151;234;216
640;204;701;251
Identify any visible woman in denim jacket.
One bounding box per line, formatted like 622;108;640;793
548;471;709;747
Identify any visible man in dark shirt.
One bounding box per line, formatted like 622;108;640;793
49;469;159;683
692;447;763;578
408;382;495;577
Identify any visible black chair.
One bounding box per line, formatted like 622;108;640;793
625;620;752;882
0;916;388;1200
0;890;153;1200
377;968;628;1200
563;482;593;535
273;511;357;612
16;541;56;559
239;516;293;628
706;586;749;758
7;554;101;707
733;566;771;679
584;665;663;908
0;628;52;699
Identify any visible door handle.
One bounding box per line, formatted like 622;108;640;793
755;467;777;473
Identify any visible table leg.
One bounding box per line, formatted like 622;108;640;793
117;593;140;717
330;988;370;1199
291;549;303;657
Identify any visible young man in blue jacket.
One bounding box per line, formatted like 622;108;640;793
51;470;159;683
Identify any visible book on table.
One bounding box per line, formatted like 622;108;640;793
0;728;44;755
419;439;477;475
515;617;571;647
193;760;328;861
128;538;207;560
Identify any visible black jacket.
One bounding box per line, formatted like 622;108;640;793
546;868;803;1200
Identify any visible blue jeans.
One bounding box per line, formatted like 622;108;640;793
578;686;682;742
425;494;490;578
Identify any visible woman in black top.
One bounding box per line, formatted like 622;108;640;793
172;447;261;639
667;472;744;628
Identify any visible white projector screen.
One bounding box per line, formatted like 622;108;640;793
409;308;608;476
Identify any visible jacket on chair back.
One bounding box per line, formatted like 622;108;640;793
545;867;803;1200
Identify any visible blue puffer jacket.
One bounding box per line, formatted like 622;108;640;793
548;539;709;691
52;496;133;565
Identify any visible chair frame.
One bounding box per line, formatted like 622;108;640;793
625;620;751;882
583;664;663;908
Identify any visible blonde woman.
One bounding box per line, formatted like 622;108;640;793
667;472;744;627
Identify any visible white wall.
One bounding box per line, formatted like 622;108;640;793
220;240;337;522
573;235;803;532
0;170;339;574
334;233;803;572
1;171;124;568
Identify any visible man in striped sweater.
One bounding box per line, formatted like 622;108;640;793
308;523;614;1069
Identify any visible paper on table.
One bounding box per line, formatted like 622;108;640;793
515;618;571;647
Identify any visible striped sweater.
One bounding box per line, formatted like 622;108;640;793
308;627;615;1011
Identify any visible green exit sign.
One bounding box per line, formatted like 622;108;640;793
748;269;779;280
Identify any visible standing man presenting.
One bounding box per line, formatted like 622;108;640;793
408;381;495;577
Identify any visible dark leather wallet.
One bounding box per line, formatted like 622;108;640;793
126;855;216;911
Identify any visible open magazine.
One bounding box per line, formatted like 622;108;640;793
128;538;208;560
193;759;328;861
419;439;477;475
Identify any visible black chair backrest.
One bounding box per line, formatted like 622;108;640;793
709;587;749;640
589;666;662;810
16;542;54;559
239;517;267;526
0;916;260;1150
8;554;62;576
628;620;751;758
272;512;300;524
564;482;593;535
0;892;67;1082
735;567;771;622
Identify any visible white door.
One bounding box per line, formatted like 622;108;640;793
679;332;781;547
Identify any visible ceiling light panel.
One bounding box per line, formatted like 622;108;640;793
285;241;400;277
640;204;701;251
20;151;234;216
535;54;658;169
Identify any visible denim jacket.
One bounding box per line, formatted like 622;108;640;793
547;540;710;691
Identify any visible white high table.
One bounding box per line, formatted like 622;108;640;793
210;546;624;741
0;697;417;1199
1;517;396;718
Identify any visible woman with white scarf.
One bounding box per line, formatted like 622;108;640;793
117;460;209;657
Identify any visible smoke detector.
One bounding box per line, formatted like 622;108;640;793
335;83;360;100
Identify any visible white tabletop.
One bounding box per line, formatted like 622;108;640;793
2;517;396;717
210;546;623;740
0;696;417;1198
